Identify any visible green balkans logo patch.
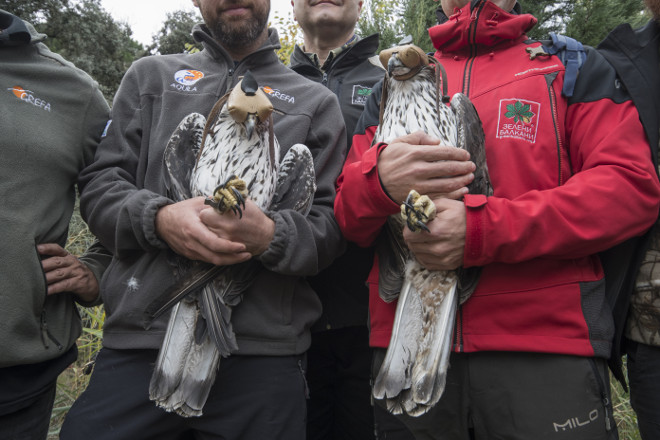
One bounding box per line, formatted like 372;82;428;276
352;85;373;106
496;99;540;143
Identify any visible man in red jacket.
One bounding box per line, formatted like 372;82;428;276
334;0;660;439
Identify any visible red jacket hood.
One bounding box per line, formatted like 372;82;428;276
429;1;537;54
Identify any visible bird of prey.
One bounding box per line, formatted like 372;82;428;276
371;44;491;416
144;70;316;417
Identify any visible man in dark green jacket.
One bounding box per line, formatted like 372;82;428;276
598;2;660;438
0;9;110;440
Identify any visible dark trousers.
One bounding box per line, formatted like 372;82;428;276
60;348;307;440
626;340;660;440
373;349;618;440
0;382;55;440
306;326;375;440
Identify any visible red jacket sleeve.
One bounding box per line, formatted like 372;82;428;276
334;127;400;247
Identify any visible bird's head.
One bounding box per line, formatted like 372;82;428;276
379;44;429;80
227;70;274;139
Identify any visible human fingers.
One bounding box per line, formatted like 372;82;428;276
417;173;475;201
37;243;68;258
44;255;100;301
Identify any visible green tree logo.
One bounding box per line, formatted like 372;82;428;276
505;101;535;124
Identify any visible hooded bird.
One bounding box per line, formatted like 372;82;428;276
371;44;491;416
144;70;316;417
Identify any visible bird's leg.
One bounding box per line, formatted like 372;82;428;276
400;190;436;233
204;175;248;217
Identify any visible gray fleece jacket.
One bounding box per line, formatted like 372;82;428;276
0;10;110;367
79;25;347;354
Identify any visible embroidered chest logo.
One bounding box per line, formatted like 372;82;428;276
496;99;540;144
7;86;51;111
352;85;373;106
171;69;205;92
262;86;295;104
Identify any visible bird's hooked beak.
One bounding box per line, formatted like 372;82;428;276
388;54;406;76
379;44;429;80
244;113;258;139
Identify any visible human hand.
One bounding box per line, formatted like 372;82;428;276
199;198;275;257
38;243;99;303
403;198;466;271
155;197;251;266
378;131;476;203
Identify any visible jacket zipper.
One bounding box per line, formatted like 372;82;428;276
40;310;64;351
462;0;487;95
588;359;614;432
454;307;464;352
545;72;564;186
454;1;487;349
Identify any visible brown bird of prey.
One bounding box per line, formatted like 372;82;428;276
371;44;492;416
144;70;316;417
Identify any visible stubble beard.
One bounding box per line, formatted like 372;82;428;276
208;6;269;50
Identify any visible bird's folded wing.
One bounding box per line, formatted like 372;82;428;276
270;144;316;214
377;217;409;303
163;112;206;202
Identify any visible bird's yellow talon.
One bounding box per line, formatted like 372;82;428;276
204;175;248;216
401;190;436;233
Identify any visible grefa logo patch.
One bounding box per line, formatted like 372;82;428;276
496;98;540;144
174;69;205;86
7;85;51;111
262;85;295;104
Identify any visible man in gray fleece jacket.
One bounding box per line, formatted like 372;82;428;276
0;9;111;440
60;0;347;438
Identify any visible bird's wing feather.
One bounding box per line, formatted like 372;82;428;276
143;263;222;328
451;93;491;198
373;271;423;405
451;93;491;303
163;113;206;202
149;301;197;406
200;282;238;356
270;143;316;214
377;217;410;303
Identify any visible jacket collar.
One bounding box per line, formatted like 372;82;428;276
0;9;46;46
429;0;536;53
290;33;380;72
192;23;282;67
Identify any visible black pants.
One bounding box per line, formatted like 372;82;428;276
306;326;375;440
60;348;307;440
626;340;660;440
373;349;618;440
0;382;55;440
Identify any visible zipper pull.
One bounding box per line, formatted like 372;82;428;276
298;359;310;399
603;396;612;431
41;311;50;349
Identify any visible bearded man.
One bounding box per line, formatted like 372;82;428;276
599;2;660;439
59;0;347;438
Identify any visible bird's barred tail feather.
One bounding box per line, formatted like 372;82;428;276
149;300;221;417
373;276;422;404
